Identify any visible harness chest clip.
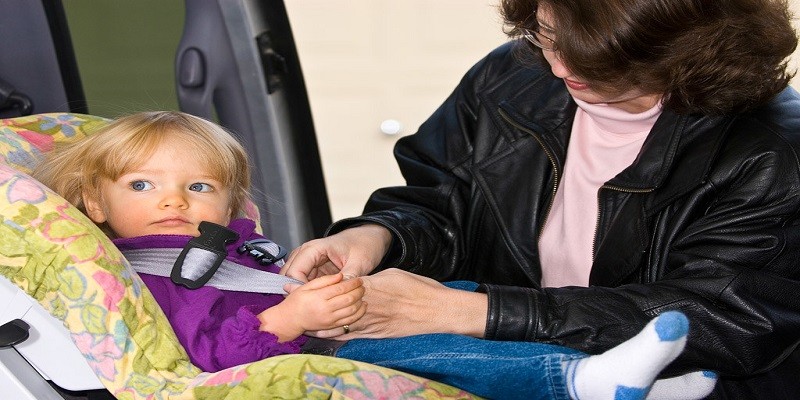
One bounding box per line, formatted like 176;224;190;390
171;221;239;289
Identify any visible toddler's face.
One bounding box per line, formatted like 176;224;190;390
84;144;233;238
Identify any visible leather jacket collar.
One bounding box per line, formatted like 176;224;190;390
490;65;736;210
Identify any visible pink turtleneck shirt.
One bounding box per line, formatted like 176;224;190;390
538;98;662;287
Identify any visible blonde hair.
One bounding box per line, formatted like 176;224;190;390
33;111;251;230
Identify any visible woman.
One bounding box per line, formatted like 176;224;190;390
283;0;800;397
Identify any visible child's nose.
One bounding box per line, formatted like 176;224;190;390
159;190;189;209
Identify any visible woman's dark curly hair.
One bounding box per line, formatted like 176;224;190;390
501;0;798;114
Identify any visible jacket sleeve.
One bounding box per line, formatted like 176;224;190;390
214;305;305;370
141;274;305;372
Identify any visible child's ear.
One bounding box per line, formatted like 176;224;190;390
82;192;107;223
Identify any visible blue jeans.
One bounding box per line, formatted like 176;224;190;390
335;281;585;400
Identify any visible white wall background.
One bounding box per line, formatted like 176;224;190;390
286;0;800;220
286;1;507;220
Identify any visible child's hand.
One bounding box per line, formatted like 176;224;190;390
284;273;366;333
257;273;366;341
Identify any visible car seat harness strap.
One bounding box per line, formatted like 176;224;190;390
121;221;301;294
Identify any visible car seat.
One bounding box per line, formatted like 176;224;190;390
0;113;478;399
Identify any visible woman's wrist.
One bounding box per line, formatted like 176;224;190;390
454;290;489;338
434;287;488;338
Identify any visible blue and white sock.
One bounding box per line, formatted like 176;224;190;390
564;311;689;400
646;370;718;399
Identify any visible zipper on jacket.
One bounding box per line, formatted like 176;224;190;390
498;108;658;263
498;108;560;236
592;184;654;261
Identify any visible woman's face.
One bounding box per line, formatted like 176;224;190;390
536;5;662;113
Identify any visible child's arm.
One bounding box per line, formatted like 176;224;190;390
138;274;305;372
257;273;366;342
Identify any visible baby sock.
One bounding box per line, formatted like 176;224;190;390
646;370;718;400
563;311;689;400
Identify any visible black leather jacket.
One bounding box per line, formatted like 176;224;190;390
329;43;800;398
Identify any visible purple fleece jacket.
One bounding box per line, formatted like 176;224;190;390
113;218;307;372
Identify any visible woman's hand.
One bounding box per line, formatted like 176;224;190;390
281;224;393;282
257;273;366;342
306;268;489;340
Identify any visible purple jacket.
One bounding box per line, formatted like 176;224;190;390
114;219;307;372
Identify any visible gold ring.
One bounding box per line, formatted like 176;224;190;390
342;325;350;334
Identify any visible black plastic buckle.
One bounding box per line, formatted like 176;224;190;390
171;221;239;289
237;238;288;265
0;319;29;348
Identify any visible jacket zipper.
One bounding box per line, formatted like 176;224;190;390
593;184;654;261
498;108;560;236
498;108;657;263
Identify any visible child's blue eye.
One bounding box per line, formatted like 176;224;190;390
130;180;154;191
189;182;213;192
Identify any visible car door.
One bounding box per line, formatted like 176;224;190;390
0;0;330;250
0;1;327;398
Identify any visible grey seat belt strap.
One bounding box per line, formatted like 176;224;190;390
122;248;302;294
